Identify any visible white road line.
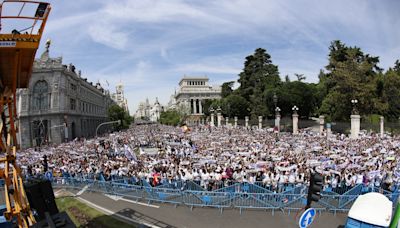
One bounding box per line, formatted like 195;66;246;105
104;194;160;208
119;197;160;208
76;185;89;196
77;197;161;228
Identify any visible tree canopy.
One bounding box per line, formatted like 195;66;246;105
108;104;132;130
215;42;400;121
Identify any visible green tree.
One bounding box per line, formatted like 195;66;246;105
237;48;281;118
221;81;235;98
159;109;183;126
383;68;400;120
318;40;386;121
108;104;132;130
277;80;319;117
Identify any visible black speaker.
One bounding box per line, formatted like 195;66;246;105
24;179;59;221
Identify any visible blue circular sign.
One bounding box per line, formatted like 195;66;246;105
45;171;53;180
299;208;316;228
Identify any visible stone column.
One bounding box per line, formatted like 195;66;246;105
234;116;238;128
292;113;299;134
245;116;249;128
193;99;197;114
350;114;361;139
319;115;325;135
276;114;281;132
380;116;384;138
210;113;215;127
217;112;222;127
199;99;203;114
226;117;229;126
258;116;263;129
326;123;332;136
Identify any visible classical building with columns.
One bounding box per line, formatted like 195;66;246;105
17;41;116;148
174;76;221;124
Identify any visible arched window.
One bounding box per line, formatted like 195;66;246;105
32;80;49;110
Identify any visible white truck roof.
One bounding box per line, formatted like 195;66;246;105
348;192;393;227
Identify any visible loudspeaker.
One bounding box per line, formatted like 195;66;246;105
24;179;59;221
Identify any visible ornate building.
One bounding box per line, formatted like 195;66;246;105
134;97;163;122
111;82;129;113
17;41;116;148
174;76;221;123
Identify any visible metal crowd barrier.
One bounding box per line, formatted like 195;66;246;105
50;177;400;215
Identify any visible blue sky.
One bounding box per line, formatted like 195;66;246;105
12;0;400;113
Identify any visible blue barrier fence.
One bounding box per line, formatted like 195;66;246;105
48;177;400;214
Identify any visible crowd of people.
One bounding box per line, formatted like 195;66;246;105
19;123;400;193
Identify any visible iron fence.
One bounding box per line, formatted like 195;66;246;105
48;177;400;214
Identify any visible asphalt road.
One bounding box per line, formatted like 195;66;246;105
0;188;348;227
75;191;348;228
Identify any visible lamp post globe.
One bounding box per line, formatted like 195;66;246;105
292;105;299;114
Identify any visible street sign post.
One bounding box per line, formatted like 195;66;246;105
45;171;53;181
299;208;316;228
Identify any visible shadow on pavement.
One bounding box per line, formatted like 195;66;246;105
116;208;177;228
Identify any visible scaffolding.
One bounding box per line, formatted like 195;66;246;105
0;1;51;226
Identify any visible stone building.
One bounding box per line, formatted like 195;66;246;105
134;97;163;122
174;76;221;124
17;42;116;148
111;82;129;113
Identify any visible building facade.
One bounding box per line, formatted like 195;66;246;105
17;43;115;148
174;76;221;123
111;82;129;113
134;98;163;122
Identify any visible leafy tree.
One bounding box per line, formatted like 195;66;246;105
221;81;235;98
383;68;400;120
295;73;306;81
159;109;182;126
108;104;132;130
237;48;281;118
318;40;386;121
277;80;319;117
394;59;400;73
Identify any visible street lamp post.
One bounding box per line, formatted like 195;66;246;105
275;107;281;132
216;106;222;127
351;99;358;115
210;107;215;127
350;98;360;139
95;120;121;137
292;105;299;134
273;93;278;109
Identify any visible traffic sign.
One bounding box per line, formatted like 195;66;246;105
45;171;53;180
299;208;316;228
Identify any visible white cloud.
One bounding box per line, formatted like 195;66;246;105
87;22;129;50
33;0;400;114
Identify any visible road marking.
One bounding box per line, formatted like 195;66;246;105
104;194;123;201
120;197;160;208
76;185;89;196
104;194;160;208
77;197;161;228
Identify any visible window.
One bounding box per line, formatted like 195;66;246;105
70;98;76;110
70;83;77;91
32;80;49;110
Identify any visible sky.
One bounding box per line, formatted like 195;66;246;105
3;0;400;113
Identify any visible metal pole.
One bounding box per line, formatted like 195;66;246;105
95;120;121;137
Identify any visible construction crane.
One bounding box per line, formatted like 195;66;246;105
0;1;51;227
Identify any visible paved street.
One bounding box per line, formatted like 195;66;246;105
74;191;347;228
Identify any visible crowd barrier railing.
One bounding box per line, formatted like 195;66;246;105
49;177;400;215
